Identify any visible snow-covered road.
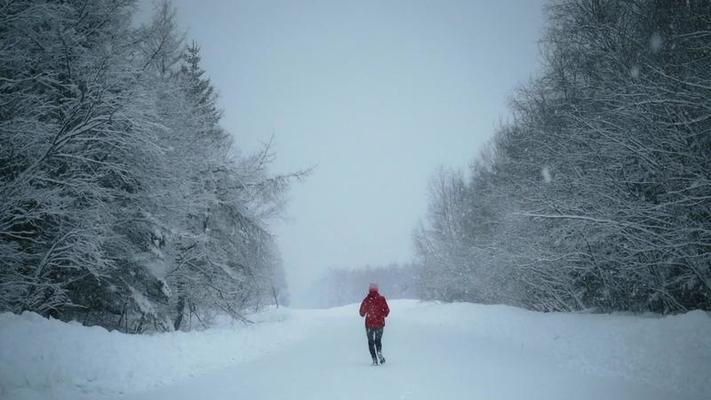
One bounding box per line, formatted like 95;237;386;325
3;301;709;400
119;302;701;400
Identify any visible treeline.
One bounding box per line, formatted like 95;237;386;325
414;0;711;313
308;263;417;308
1;0;297;332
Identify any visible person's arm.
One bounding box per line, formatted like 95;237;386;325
382;297;390;318
359;298;367;317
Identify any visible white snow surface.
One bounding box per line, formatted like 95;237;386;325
1;300;709;400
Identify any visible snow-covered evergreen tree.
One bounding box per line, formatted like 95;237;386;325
0;0;299;332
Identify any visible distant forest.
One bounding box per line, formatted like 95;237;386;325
1;1;302;332
412;0;711;313
308;263;417;308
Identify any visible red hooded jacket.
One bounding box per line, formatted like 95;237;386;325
359;289;390;328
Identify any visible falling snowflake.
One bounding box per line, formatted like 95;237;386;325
650;32;663;53
630;65;640;79
541;166;552;183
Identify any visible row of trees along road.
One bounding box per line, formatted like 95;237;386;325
1;0;302;332
414;0;711;313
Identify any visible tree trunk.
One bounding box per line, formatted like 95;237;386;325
173;295;185;331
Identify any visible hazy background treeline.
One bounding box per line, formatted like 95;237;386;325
0;0;299;332
306;263;417;308
413;0;711;313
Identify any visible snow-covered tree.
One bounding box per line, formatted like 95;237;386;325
0;0;300;332
414;0;711;313
0;0;161;320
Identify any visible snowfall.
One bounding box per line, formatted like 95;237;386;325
1;300;709;400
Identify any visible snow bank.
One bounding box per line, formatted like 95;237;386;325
0;307;309;399
397;300;711;398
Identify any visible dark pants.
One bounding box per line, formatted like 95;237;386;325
366;327;384;361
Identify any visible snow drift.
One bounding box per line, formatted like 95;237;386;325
0;307;307;399
396;301;711;397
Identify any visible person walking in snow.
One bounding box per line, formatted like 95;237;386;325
359;283;390;365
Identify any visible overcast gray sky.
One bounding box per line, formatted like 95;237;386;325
141;0;545;306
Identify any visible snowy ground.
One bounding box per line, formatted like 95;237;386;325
1;300;709;400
